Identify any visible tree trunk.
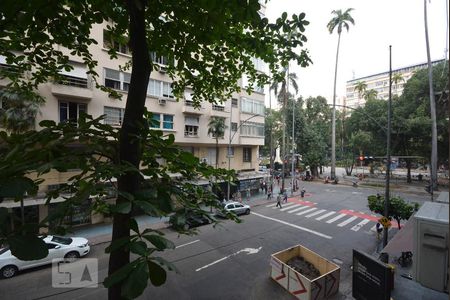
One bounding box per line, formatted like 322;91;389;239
331;32;341;180
108;1;151;299
406;159;412;183
424;0;438;191
396;218;401;229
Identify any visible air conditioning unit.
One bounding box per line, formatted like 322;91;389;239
158;98;167;105
158;65;167;74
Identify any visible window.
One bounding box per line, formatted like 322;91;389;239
104;68;131;92
59;101;87;123
240;122;264;137
185;115;199;137
251;57;265;72
103;30;130;55
104;106;125;125
231;98;238;108
243;147;252;162
150;52;169;66
150;113;174;130
147;79;174;98
241;97;264;115
227;147;234;157
231;122;238;132
212;104;225;111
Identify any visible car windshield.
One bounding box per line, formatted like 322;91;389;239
51;236;73;245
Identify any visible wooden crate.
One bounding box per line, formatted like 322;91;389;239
270;245;340;300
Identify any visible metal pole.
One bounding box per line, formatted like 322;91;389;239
227;100;233;201
291;65;295;196
383;45;392;248
281;68;287;194
269;88;274;194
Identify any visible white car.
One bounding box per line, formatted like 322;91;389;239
0;235;90;278
217;201;251;217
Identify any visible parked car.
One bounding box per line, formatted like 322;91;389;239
170;210;212;231
216;201;251;217
0;235;90;278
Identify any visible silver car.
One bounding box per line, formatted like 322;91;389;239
217;201;251;217
0;235;90;278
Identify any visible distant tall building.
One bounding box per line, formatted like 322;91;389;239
345;59;445;109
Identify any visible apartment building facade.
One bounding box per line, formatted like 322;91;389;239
345;59;445;109
0;19;267;227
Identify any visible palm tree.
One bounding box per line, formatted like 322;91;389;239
423;0;438;190
208;116;227;169
392;73;404;91
327;8;355;180
363;89;378;101
354;81;367;100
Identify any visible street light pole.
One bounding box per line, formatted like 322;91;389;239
291;73;295;196
383;45;392;248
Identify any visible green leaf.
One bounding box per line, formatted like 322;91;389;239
114;202;131;214
121;261;149;299
0;177;36;198
8;235;48;261
129;240;147;256
147;259;167;286
143;234;175;250
134;200;156;215
152;256;179;273
129;218;139;234
103;261;137;288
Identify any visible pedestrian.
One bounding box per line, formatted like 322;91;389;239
276;194;282;208
283;190;288;203
376;222;383;240
267;187;272;199
300;188;305;198
246;188;251;200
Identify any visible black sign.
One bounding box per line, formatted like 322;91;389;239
352;249;391;300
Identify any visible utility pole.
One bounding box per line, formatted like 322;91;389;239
291;66;295;196
227;99;233;201
383;45;392;248
269;87;274;194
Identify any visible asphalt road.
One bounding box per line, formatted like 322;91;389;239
0;183;429;300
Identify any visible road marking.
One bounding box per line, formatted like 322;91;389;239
251;212;332;239
176;239;200;249
195;247;262;272
351;191;363;194
266;203;277;208
316;211;336;221
296;207;317;216
273;202;297;209
337;216;358;227
351;219;370;231
326;214;347;224
305;209;326;218
280;204;301;211
288;206;310;213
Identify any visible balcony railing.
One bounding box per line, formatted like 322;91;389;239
56;74;88;88
212;105;225;111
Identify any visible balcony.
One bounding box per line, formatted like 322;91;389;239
211;104;229;117
51;75;93;100
182;100;203;114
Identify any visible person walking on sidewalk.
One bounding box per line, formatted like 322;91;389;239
300;188;305;198
283;190;288;203
276;194;282;208
376;222;383;240
267;187;272;200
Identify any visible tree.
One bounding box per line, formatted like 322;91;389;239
368;194;418;229
392;72;404;91
207;116;227;169
354;81;367;100
363;89;378;101
423;0;438;190
327;8;355;180
0;2;311;298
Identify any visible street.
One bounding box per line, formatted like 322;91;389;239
0;182;431;299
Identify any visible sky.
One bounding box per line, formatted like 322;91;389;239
264;0;449;107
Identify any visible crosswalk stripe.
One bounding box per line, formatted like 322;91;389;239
370;224;377;232
337;216;358;227
272;202;297;210
305;209;326;218
316;211;336;221
266;203;277;208
296;207;317;216
280;204;301;211
326;214;347;224
351;219;370;231
287;206;310;213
